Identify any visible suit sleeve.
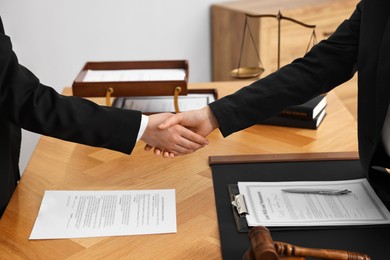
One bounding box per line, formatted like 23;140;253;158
0;33;141;155
209;2;361;137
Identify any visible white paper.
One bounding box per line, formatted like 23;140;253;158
238;178;390;227
116;93;215;113
30;189;176;239
82;69;186;82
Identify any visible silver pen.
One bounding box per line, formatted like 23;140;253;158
281;188;351;195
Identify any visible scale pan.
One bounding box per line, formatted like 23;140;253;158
230;67;264;79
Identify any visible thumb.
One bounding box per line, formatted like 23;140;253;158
158;114;183;129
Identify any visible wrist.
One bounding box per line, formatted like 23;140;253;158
203;106;219;130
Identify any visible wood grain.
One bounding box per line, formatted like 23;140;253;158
0;80;358;259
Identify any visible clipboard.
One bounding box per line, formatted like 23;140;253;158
212;152;363;232
209;152;390;260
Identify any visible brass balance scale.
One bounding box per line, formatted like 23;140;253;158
230;11;318;79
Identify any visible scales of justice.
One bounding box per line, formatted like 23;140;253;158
230;11;318;79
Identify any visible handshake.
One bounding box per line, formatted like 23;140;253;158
140;106;219;158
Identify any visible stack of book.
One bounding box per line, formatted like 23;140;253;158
260;94;327;129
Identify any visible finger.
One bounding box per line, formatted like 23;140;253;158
155;149;176;158
158;114;183;129
162;151;176;158
153;148;162;156
176;138;204;152
166;142;198;155
163;151;171;158
178;127;208;145
144;144;153;151
152;142;193;156
165;127;208;152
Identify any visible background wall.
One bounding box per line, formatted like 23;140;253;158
0;0;225;174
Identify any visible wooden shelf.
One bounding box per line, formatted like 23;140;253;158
211;0;358;81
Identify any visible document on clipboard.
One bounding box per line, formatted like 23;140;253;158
233;178;390;227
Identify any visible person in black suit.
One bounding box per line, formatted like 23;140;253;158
0;17;208;217
157;0;390;199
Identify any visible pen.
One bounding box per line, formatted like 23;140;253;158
281;188;351;195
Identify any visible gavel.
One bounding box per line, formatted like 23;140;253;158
243;226;371;260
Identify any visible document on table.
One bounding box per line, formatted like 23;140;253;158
29;189;176;240
237;178;390;227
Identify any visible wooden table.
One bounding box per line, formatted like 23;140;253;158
0;80;358;259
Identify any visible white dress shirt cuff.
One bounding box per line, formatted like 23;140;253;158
136;114;149;142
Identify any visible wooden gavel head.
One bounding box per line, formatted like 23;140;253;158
243;226;371;260
244;226;279;260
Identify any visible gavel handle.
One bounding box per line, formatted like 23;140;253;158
274;241;370;260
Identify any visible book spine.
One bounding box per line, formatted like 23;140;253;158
260;111;326;130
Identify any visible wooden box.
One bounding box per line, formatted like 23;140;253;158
72;60;189;97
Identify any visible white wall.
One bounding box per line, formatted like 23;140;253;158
0;0;225;174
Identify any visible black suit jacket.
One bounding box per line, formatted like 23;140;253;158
0;18;142;217
210;0;390;183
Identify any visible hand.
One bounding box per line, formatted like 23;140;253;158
145;106;219;157
159;106;219;137
141;113;209;158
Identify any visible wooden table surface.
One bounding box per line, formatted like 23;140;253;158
0;80;358;259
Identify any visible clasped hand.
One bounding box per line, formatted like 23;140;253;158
141;106;219;158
